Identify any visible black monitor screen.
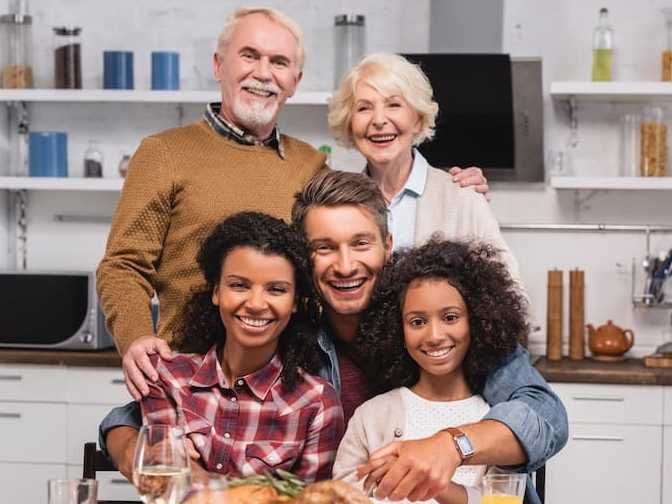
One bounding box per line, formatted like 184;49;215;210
401;53;515;171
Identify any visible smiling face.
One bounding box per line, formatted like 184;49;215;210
350;81;422;171
402;278;470;386
214;13;302;139
304;205;391;322
212;246;296;357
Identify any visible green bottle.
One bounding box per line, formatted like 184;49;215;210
591;8;614;81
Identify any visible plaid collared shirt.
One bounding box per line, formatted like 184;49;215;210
203;102;285;159
141;345;344;482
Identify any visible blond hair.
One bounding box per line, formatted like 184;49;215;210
217;7;305;69
328;53;438;147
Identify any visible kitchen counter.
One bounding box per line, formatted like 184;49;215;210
0;348;121;367
535;356;672;385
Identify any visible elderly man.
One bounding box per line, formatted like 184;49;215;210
97;5;489;488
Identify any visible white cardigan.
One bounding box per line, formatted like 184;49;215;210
333;388;484;504
414;163;526;299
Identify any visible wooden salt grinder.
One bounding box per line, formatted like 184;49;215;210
569;269;585;360
547;269;563;360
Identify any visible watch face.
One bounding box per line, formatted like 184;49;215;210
455;434;475;457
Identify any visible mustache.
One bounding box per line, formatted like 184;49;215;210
241;79;280;95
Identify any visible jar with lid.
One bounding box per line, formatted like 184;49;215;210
0;12;33;88
663;8;672;81
334;14;365;89
84;140;103;178
53;26;82;89
640;107;668;177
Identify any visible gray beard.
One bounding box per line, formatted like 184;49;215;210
233;98;278;134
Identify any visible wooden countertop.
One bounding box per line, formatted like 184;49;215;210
534;356;672;386
0;348;121;367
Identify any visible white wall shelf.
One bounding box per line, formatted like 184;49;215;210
0;89;331;105
0;176;123;191
551;81;672;102
551;176;672;190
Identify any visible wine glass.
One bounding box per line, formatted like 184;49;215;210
132;425;191;504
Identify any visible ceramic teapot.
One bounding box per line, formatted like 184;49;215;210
586;320;634;360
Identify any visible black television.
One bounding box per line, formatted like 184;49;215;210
401;54;544;182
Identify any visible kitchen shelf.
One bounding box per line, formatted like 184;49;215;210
551;81;672;101
0;176;123;191
550;176;672;190
0;89;331;105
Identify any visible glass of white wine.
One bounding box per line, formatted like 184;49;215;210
132;425;191;504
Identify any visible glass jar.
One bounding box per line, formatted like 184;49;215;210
334;14;365;89
84;140;103;178
663;8;672;81
620;113;640;177
0;12;33;88
118;153;130;178
640;107;668;177
53;26;82;89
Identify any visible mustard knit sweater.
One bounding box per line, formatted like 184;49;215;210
96;120;325;355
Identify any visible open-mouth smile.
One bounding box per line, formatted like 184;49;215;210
421;346;455;358
367;133;397;144
236;315;275;330
242;86;278;98
327;278;366;292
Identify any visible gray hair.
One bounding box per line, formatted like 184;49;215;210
328;53;438;147
217;7;305;69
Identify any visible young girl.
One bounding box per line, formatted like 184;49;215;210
140;211;344;482
333;238;528;503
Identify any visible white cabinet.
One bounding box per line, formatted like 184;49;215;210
663;388;672;504
547;382;665;504
0;462;66;503
0;362;138;503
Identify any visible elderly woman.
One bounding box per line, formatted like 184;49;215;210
328;53;522;286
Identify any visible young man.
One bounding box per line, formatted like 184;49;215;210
290;169;567;504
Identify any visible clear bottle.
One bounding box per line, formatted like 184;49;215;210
83;140;103;178
334;14;365;89
53;26;82;89
0;11;33;88
591;7;613;81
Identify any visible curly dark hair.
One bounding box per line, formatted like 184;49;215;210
172;211;322;390
356;237;528;395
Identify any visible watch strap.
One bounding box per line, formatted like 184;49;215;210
442;427;475;464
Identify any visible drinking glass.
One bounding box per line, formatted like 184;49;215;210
480;473;526;504
132;425;191;504
47;479;97;504
182;473;228;504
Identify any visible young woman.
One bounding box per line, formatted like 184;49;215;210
140;211;344;482
333;238;529;503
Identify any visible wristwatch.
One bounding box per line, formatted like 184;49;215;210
442;427;475;464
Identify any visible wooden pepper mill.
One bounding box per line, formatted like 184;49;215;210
547;269;563;360
569;269;585;360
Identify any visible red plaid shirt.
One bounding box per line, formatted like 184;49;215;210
140;345;344;482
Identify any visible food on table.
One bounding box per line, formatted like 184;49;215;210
182;470;370;504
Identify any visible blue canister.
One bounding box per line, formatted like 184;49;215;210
28;132;68;177
103;51;134;89
151;51;180;90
